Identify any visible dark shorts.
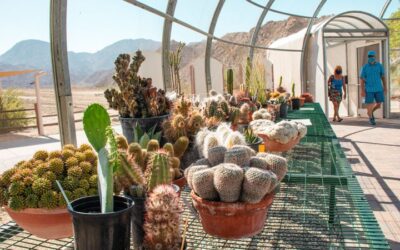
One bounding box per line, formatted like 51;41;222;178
365;91;384;104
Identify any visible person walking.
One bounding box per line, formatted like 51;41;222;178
360;50;387;125
328;65;347;122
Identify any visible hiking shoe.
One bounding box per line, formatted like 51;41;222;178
369;117;376;125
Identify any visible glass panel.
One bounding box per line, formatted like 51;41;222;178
0;0;56;141
174;0;218;32
271;0;321;17
214;0;262;38
67;0;164;119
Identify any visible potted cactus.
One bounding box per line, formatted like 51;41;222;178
143;184;185;250
244;128;263;152
104;50;172;143
185;135;288;239
66;103;135;250
291;82;301;110
250;120;307;152
112;132;188;249
0;144;98;239
203;90;240;128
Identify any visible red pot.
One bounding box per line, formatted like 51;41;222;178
172;174;187;191
257;134;300;152
191;191;274;239
299;97;306;107
5;206;72;239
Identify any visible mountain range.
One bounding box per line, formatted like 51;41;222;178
0;16;327;88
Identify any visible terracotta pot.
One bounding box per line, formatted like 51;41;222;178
5;206;72;239
191;191;274;239
257;134;301;152
173;173;187;191
301;93;313;103
299;97;306;107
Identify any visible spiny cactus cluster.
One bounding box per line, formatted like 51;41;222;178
143;185;183;250
104;51;171;118
114;135;189;197
202;90;240;128
185;143;288;203
195;123;246;158
162;96;205;142
252;108;272;120
0;144;98;211
251;120;307;144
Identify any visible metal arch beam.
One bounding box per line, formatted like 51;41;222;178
248;0;275;62
380;0;392;18
246;0;312;19
205;0;225;94
336;15;375;29
50;0;76;146
329;19;367;35
161;0;177;91
300;0;326;92
124;0;302;52
322;23;347;37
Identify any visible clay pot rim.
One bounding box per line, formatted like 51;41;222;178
5;206;68;214
257;134;300;146
191;191;274;210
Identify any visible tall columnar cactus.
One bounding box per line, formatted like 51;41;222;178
145;152;171;192
169;42;185;95
143;185;182;250
227;69;234;95
291;82;296;97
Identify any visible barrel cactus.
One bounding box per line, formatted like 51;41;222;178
240;168;277;203
224;147;251;167
192;168;218;200
213;163;244;202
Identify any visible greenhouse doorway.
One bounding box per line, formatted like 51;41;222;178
322;12;390;118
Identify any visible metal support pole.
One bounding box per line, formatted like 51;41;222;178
205;0;225;94
380;0;392;18
50;0;77;146
249;0;275;62
300;0;326;93
34;72;46;135
162;0;177;91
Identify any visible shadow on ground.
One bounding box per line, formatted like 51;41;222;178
0;134;59;149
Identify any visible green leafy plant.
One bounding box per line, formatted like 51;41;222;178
244;128;260;144
132;123;161;148
0;89;28;131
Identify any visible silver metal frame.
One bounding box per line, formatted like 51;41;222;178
205;0;225;94
162;0;177;91
50;0;77;146
246;0;312;19
380;0;392;18
248;0;275;62
300;0;326;92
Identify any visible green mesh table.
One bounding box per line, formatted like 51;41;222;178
0;103;390;249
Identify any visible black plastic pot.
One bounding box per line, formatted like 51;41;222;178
68;196;134;250
247;137;263;152
292;98;301;110
120;114;169;143
279;103;288;118
129;195;146;250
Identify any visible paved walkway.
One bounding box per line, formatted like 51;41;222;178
0;118;399;248
331;117;400;250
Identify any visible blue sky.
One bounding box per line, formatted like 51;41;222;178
0;0;398;55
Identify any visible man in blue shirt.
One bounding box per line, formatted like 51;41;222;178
360;50;387;125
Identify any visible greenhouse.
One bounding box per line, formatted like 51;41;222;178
0;0;399;249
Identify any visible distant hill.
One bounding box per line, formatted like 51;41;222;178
0;16;328;88
0;39;161;87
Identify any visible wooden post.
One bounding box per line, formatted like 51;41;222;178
50;0;77;146
190;65;195;95
34;72;45;135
